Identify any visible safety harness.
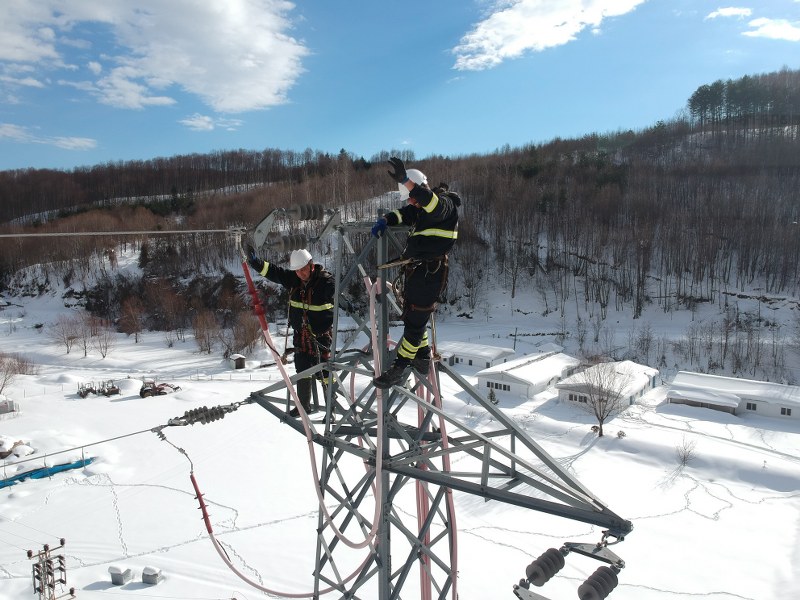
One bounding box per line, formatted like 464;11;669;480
392;255;450;317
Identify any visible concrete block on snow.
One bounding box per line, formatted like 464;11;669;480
108;565;132;585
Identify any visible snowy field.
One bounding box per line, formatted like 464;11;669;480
1;275;800;600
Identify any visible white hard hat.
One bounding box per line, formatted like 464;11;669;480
289;249;313;270
397;168;427;199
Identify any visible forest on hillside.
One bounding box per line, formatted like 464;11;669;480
0;68;799;378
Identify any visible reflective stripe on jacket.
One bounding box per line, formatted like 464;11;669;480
385;187;459;259
260;262;335;343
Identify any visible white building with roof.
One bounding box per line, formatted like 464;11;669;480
667;371;800;419
436;340;515;370
556;361;660;407
476;347;581;399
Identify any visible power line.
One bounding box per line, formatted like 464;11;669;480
0;533;30;550
3;427;160;468
0;229;238;238
0;517;68;543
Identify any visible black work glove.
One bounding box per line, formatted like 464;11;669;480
246;245;265;272
387;157;408;184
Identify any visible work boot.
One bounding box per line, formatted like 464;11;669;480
290;379;316;417
289;401;313;418
373;361;410;389
289;401;316;418
411;355;431;374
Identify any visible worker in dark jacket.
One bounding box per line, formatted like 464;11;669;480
370;157;460;388
247;247;335;415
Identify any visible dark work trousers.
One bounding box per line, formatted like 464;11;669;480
293;340;331;408
398;260;448;362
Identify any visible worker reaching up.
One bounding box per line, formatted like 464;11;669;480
371;157;461;389
247;247;335;416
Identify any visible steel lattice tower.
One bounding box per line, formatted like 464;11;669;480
248;205;632;600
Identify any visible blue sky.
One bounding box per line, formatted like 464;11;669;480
0;0;799;172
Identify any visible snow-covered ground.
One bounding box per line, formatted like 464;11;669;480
1;269;800;600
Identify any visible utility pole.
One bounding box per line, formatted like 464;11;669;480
27;539;75;600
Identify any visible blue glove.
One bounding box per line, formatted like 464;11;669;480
246;245;264;271
371;218;387;238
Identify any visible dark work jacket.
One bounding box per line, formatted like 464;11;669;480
384;187;460;260
260;262;335;354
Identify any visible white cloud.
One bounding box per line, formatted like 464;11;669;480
0;0;309;113
180;113;215;131
0;75;44;88
0;123;32;142
743;17;800;41
0;3;61;63
452;0;648;71
0;122;96;150
95;65;176;109
57;79;97;92
219;117;244;131
179;113;244;132
705;7;753;20
49;135;97;150
87;61;102;75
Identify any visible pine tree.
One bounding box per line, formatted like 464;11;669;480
488;388;498;405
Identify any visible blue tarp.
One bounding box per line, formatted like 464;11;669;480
0;457;95;489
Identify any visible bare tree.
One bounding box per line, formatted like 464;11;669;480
457;240;488;311
163;328;177;348
591;312;603;344
0;353;36;393
794;310;800;348
163;289;189;341
49;314;80;354
75;313;98;357
0;356;13;394
216;326;236;359
564;362;632;437
192;309;219;354
119;297;145;342
675;436;697;467
92;323;117;358
233;311;262;355
634;322;654;365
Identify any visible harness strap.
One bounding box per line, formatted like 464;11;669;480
393;255;450;318
407;302;438;313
